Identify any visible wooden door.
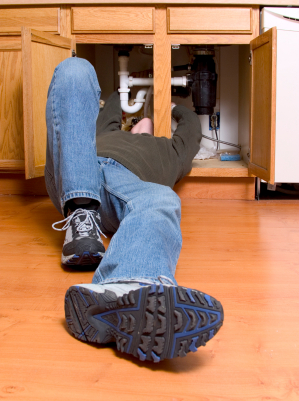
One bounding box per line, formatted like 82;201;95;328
22;27;75;179
249;27;277;184
0;37;25;173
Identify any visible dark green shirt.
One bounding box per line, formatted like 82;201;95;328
96;92;202;188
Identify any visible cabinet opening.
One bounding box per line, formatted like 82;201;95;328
76;43;250;178
171;44;251;177
76;43;154;133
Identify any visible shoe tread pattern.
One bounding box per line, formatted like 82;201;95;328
64;251;104;267
64;284;224;363
169;287;224;359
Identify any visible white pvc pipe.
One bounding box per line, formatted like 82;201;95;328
129;77;187;87
118;55;147;113
118;54;187;113
119;72;129;89
120;88;148;114
171;76;187;87
128;77;153;87
118;55;129;89
135;88;148;102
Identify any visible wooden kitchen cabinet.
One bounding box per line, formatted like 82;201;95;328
0;4;280;186
0;6;73;178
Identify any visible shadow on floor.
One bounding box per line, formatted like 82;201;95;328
60;318;210;373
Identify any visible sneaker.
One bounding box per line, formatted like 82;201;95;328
64;282;224;362
52;208;105;267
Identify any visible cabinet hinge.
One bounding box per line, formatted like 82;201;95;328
249;50;252;65
172;44;180;50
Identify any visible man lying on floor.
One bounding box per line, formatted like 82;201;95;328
46;57;224;363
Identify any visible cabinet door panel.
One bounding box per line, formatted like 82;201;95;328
0;38;24;173
72;7;154;33
0;8;60;35
167;7;252;34
249;27;276;184
22;28;74;179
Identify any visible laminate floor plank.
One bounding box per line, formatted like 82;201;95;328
1;195;299;401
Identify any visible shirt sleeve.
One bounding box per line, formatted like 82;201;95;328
171;105;202;181
96;91;122;136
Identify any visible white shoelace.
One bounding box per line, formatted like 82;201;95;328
158;275;175;286
52;208;106;237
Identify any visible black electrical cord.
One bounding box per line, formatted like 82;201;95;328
214;128;219;150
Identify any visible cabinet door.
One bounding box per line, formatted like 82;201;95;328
0;37;24;173
249;27;277;184
22;27;74;179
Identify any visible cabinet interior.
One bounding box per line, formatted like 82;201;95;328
76;43;251;178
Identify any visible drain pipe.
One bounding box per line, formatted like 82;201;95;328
118;55;148;114
129;77;187;87
118;54;187;114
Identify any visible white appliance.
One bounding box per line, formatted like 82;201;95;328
262;7;299;33
261;7;299;184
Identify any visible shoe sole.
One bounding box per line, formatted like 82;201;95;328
65;284;224;362
62;251;105;266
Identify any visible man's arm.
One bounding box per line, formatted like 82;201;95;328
96;91;122;135
171;105;202;181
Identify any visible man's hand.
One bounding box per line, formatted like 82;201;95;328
131;118;153;136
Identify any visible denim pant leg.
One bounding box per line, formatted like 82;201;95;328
92;158;182;285
45;57;102;215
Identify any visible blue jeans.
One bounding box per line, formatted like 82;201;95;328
45;57;182;285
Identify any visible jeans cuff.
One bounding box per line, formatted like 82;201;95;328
61;191;101;213
92;276;163;285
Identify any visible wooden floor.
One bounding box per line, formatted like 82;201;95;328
1;195;299;401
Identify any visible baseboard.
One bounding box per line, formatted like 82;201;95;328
174;177;255;200
0;174;255;200
0;174;48;196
